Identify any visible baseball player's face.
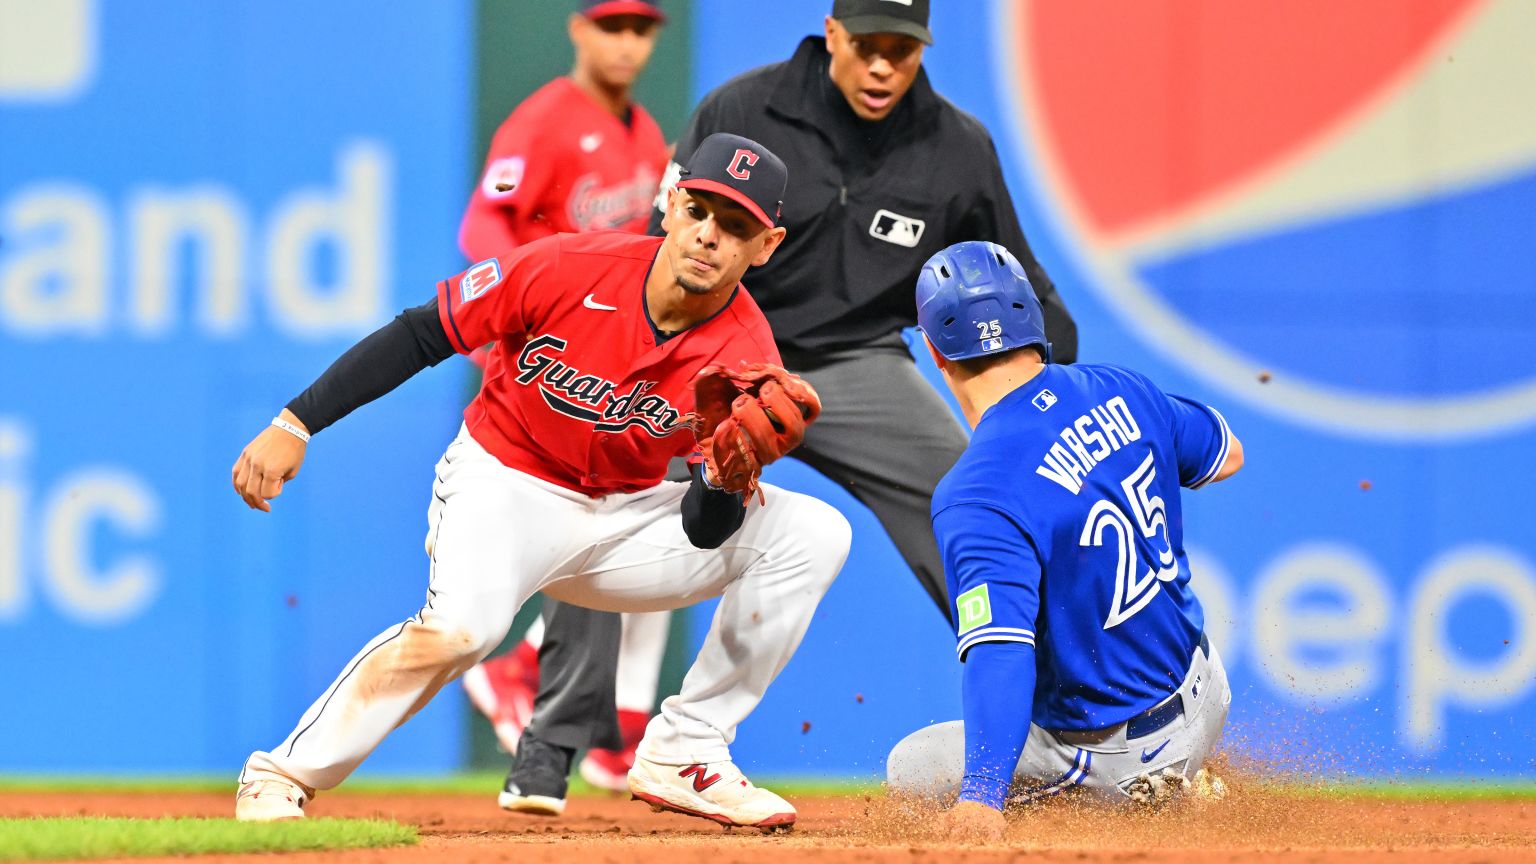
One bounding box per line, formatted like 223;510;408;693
823;17;924;122
660;189;785;296
570;13;660;90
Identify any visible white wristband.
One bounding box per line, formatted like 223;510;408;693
271;417;311;443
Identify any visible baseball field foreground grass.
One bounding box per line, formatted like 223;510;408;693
0;816;417;861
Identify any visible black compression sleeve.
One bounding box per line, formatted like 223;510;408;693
285;297;457;434
680;461;747;549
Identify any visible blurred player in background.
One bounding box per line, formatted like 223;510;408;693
886;242;1241;842
456;0;673;812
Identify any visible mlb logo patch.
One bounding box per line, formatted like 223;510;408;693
461;259;502;304
1032;389;1058;412
869;209;926;248
982;337;1004;352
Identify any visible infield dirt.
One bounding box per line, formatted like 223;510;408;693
2;780;1533;863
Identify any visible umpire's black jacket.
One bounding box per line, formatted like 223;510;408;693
650;36;1077;364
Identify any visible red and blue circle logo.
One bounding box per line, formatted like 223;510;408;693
996;0;1536;441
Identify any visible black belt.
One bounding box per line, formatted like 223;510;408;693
1125;633;1209;740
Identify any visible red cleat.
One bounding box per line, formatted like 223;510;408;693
462;641;539;753
580;709;650;792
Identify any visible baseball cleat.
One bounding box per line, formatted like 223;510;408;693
627;756;796;832
580;748;632;793
1193;766;1228;800
498;730;574;816
579;709;650;793
462;642;539;754
1125;767;1189;806
234;777;307;822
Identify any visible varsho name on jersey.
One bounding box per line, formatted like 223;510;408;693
515;334;686;437
1035;396;1143;494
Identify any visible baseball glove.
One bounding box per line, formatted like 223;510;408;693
691;363;821;502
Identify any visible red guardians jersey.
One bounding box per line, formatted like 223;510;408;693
436;231;782;496
459;77;668;259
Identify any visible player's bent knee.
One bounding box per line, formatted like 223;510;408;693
357;619;489;691
412;605;519;664
777;493;852;561
886;721;965;799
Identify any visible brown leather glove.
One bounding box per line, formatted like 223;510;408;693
691;363;821;503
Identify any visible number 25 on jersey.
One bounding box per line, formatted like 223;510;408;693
1080;451;1178;630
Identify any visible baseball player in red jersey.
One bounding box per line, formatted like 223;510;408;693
455;0;675;801
459;1;667;252
230;134;850;832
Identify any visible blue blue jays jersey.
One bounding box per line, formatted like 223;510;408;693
932;363;1231;731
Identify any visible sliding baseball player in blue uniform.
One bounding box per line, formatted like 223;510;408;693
886;241;1244;842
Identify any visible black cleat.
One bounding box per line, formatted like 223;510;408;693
497;729;575;816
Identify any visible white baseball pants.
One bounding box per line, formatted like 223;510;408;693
886;639;1230;803
243;425;851;792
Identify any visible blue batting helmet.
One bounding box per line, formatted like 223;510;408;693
915;241;1050;362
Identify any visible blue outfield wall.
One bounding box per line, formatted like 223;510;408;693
2;0;1534;782
0;1;474;774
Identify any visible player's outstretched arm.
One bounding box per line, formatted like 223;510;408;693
229;297;456;513
231;408;309;512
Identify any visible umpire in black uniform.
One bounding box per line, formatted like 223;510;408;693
657;0;1077;612
499;0;1077;810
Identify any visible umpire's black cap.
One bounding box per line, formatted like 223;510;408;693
832;0;932;45
675;133;789;229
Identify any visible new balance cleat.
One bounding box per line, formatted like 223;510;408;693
628;756;795;832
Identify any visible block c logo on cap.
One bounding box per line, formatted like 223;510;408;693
727;149;758;180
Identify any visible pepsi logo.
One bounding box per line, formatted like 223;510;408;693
996;0;1536;441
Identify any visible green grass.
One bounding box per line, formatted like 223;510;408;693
0;817;416;861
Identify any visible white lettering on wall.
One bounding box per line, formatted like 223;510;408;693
267;143;391;336
1251;543;1391;700
0;184;110;335
128;186;250;336
0;416;162;625
0;140;393;340
1404;546;1536;749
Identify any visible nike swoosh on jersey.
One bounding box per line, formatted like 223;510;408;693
1140;739;1171;763
583;294;618;311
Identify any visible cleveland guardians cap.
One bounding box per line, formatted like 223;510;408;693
831;0;932;45
675;133;789;229
581;0;666;23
